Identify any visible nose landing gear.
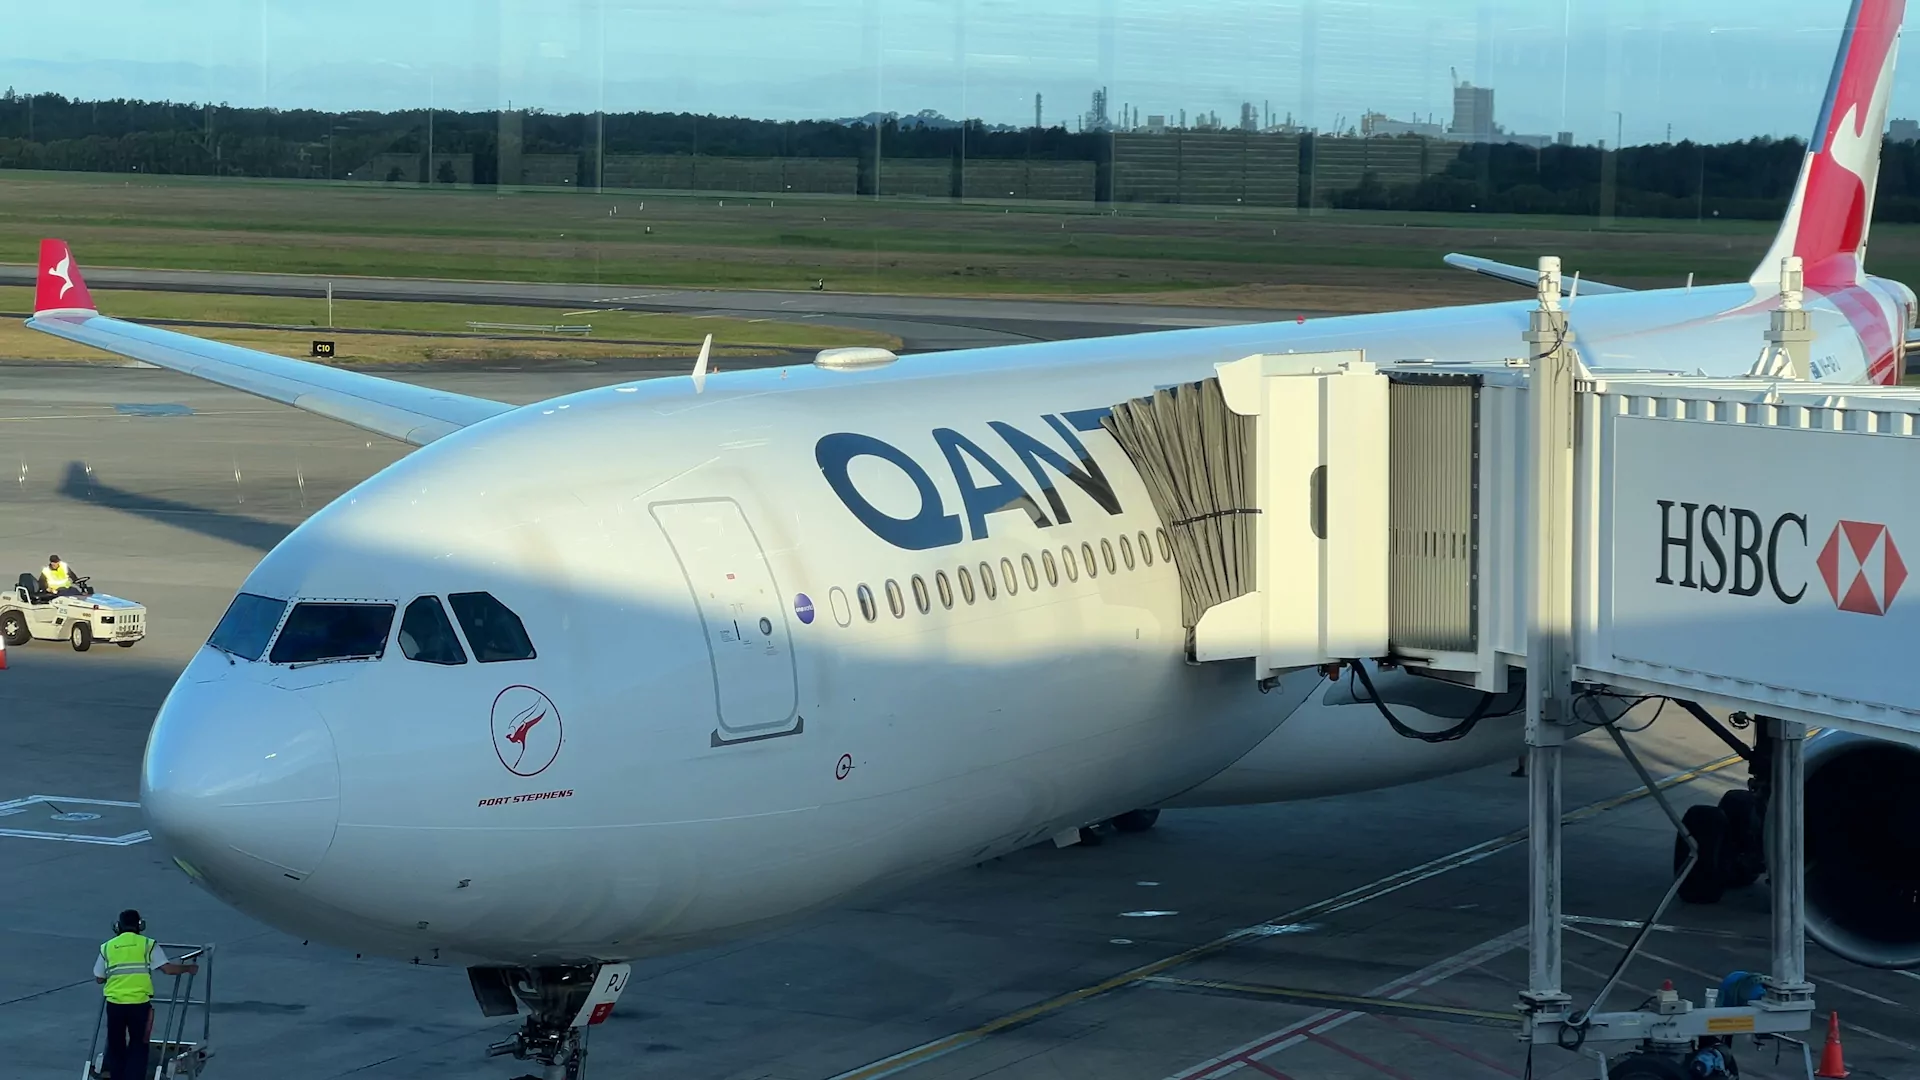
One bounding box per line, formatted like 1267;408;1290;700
474;963;632;1080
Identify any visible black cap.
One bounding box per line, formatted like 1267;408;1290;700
117;909;142;933
48;554;60;563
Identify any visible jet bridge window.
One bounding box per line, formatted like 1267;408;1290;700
447;592;537;662
207;592;287;661
398;596;467;665
269;602;396;665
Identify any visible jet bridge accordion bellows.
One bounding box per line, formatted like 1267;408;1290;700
1102;378;1256;629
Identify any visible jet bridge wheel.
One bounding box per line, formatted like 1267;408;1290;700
1604;1051;1692;1080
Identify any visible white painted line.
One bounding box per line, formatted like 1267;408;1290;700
1167;928;1526;1080
0;795;149;846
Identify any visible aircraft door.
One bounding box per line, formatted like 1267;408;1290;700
650;498;800;741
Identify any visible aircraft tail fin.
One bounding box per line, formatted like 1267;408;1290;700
1752;0;1906;289
34;237;97;314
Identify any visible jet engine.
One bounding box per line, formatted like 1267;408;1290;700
1805;732;1920;969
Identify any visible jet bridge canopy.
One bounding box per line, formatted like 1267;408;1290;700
1106;353;1920;748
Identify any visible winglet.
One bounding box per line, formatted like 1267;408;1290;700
34;238;96;315
690;333;713;393
1752;0;1907;288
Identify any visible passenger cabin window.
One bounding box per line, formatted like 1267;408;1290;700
911;575;931;614
398;596;467;665
999;557;1018;595
936;571;954;609
447;591;537;662
1138;531;1154;566
1101;539;1117;574
1063;545;1080;581
208;592;288;661
1120;535;1135;569
269;602;396;665
1081;542;1098;578
857;584;878;622
958;566;976;604
978;562;997;599
1022;554;1039;591
1158;529;1173;563
1043;549;1059;586
885;579;905;619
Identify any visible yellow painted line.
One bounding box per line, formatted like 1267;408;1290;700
823;750;1745;1080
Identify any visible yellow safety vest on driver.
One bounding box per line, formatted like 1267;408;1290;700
100;933;156;1005
42;564;71;591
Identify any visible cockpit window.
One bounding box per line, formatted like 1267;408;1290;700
398;596;467;665
448;592;536;662
268;602;396;665
208;592;287;661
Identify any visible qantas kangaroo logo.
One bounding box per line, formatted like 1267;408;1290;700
491;686;562;776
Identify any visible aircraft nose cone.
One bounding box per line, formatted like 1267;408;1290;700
143;679;340;883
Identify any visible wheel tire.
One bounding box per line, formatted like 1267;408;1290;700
1111;808;1161;833
1674;804;1729;904
0;610;27;647
69;621;92;652
116;640;136;649
1717;789;1765;889
1605;1051;1690;1080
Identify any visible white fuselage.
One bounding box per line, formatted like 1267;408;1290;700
140;279;1906;965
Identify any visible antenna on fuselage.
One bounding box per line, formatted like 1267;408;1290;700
691;333;713;393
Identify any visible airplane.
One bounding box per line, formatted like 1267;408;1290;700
22;0;1919;1073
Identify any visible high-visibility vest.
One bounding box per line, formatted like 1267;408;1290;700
42;564;71;590
100;933;156;1005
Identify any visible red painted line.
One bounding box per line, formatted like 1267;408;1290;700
1306;1032;1419;1080
1242;1058;1295;1080
1373;1014;1522;1079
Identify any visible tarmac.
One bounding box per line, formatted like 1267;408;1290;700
3;362;1917;1080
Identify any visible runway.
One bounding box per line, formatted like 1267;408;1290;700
2;364;1916;1080
0;264;1307;353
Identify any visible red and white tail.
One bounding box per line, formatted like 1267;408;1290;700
33;237;96;314
1753;0;1907;289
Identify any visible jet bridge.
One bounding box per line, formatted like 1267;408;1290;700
1106;257;1920;1075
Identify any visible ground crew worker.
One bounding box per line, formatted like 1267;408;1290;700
40;554;80;597
93;910;196;1080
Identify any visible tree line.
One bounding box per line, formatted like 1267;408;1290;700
6;89;1920;221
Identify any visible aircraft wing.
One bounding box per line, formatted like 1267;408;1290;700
24;239;512;447
1443;253;1633;296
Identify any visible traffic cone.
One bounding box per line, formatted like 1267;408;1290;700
0;633;8;670
1816;1011;1849;1078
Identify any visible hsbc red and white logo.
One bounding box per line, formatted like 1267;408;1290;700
1655;501;1907;618
1816;520;1907;615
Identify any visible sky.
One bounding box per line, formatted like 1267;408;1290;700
3;0;1916;145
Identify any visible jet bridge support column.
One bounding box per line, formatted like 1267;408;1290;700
1521;257;1578;1022
1763;718;1813;1010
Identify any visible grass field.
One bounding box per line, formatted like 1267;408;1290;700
0;286;896;364
8;170;1914;308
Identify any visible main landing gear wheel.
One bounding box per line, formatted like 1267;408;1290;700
1;611;26;647
1674;804;1729;905
69;621;91;652
1111;808;1161;833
